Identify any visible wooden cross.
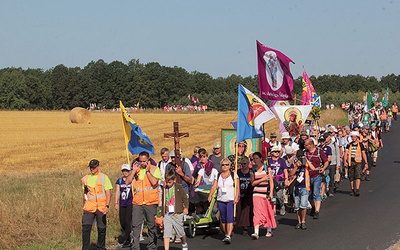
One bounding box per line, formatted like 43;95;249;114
164;121;189;183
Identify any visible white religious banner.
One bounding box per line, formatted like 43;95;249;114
274;105;313;132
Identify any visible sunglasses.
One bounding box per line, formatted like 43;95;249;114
240;162;248;165
221;163;230;166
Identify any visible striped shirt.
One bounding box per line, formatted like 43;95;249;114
253;168;270;198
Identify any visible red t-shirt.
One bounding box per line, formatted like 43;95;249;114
306;148;328;178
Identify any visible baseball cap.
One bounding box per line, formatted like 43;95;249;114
271;146;281;152
88;159;99;168
213;142;221;149
121;164;131;171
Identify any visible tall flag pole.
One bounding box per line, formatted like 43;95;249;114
256;40;295;101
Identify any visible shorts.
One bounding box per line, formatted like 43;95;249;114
310;175;322;202
348;162;362;181
294;187;309;211
163;214;185;239
218;201;234;224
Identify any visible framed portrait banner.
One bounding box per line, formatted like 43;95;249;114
221;129;261;158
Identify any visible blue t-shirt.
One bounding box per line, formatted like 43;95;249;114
319;145;332;159
268;158;288;182
116;177;133;207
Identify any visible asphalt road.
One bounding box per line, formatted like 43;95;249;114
127;122;400;250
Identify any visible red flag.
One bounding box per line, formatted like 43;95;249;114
256;40;295;100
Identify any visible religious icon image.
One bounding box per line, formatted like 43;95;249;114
263;51;284;91
282;107;302;137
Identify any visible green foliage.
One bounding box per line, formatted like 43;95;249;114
0;60;398;110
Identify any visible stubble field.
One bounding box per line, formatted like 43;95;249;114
0;109;345;249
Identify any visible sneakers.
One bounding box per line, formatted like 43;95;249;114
266;231;273;237
350;190;354;196
354;189;360;197
313;211;319;219
251;233;259;240
295;223;301;229
365;175;370;181
182;243;189;250
301;222;307;230
344;175;348;179
222;235;231;244
280;205;286;216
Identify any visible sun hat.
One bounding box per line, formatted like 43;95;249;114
213;142;221;149
281;132;290;139
284;146;295;155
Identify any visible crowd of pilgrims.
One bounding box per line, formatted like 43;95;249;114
112;103;397;249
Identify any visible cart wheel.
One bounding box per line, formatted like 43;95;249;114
188;219;196;238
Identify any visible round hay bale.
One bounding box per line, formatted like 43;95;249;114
69;107;91;124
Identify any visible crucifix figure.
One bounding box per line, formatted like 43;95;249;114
164;121;189;183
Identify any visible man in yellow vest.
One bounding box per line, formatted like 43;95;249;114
126;151;162;250
344;132;368;197
81;159;112;250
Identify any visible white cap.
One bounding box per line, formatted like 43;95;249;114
271;146;281;152
121;164;131;171
350;131;360;137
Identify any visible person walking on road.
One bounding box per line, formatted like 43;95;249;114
290;150;310;230
81;159;113;250
344;131;369;196
304;139;329;219
251;152;276;239
114;164;133;248
126;151;162;250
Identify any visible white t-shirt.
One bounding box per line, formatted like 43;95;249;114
198;168;218;185
216;172;238;202
184;158;194;171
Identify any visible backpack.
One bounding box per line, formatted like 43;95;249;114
367;139;379;153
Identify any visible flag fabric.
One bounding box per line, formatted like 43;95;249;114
312;96;321;108
256;40;295;101
120;101;155;155
382;87;389;107
367;92;373;109
301;77;311;105
270;100;290;135
301;68;319;106
237;84;276;143
274;105;313;131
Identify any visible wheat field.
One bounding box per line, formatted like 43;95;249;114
0;109;345;249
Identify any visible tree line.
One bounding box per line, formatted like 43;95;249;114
0;59;399;110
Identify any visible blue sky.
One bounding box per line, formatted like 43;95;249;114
1;0;399;79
